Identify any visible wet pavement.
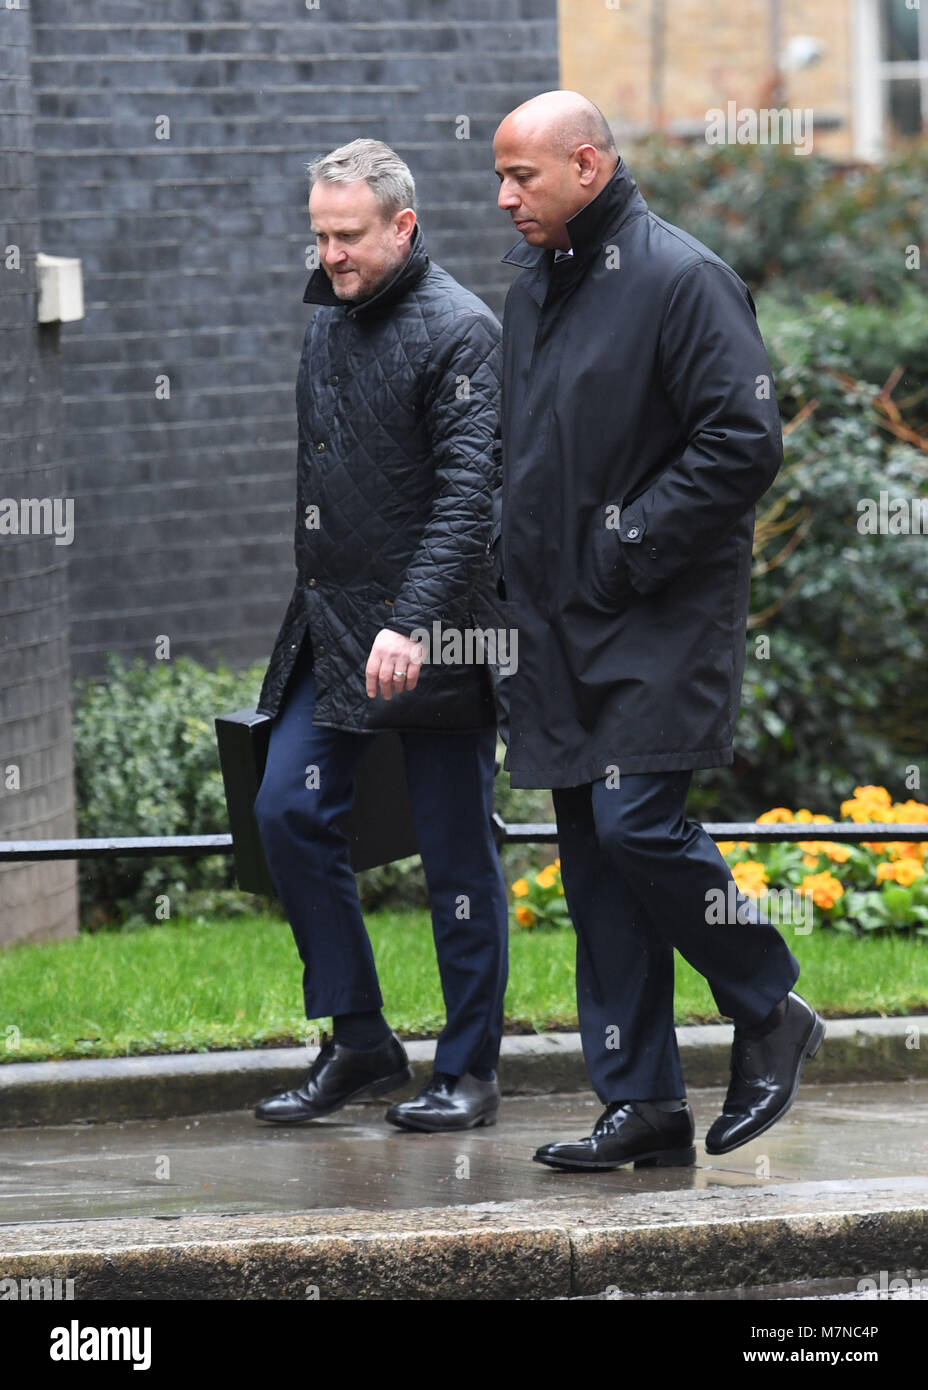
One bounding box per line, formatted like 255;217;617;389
3;1082;927;1299
3;1080;927;1225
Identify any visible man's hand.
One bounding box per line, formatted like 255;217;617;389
365;629;425;700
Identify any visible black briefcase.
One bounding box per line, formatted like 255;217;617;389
214;709;419;897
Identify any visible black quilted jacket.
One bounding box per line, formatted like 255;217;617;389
255;223;501;731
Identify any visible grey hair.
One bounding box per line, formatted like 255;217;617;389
307;138;417;217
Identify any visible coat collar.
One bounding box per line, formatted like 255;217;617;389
302;220;430;318
500;156;646;270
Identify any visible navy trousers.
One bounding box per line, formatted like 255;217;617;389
553;772;801;1103
253;634;509;1078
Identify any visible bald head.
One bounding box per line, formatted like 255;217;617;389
493;90;619;251
500;90;617;160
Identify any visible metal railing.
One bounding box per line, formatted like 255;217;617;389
2;818;927;862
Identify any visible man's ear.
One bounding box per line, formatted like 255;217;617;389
394;208;417;245
574;144;600;187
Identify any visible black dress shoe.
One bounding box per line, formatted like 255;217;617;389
385;1071;500;1131
533;1099;696;1171
704;991;825;1155
254;1033;412;1124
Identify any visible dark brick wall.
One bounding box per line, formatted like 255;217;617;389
0;2;79;942
30;0;558;681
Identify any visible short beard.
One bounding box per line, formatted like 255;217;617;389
337;249;407;304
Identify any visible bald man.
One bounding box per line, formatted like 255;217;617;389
490;91;823;1171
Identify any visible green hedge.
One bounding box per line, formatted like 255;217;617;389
689;286;928;820
631;137;928;307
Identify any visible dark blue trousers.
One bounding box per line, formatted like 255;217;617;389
254;635;509;1078
553;772;801;1103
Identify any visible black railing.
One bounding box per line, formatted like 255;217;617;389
2;819;928;862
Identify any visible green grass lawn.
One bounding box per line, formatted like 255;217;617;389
2;911;927;1064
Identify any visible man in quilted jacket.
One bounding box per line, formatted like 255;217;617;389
252;140;508;1132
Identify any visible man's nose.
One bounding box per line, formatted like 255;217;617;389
497;181;519;211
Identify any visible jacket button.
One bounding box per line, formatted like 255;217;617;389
329;375;339;385
307;577;316;587
650;547;658;559
627;526;640;539
316;644;325;655
290;643;297;649
316;442;325;453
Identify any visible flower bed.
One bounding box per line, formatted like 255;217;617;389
509;786;928;935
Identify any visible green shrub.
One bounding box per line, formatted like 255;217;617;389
690;289;928;819
631;137;928;307
73;652;273;927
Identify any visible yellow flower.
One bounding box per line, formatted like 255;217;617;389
799;839;851;864
841;786;892;822
512;878;529;898
757;808;794;823
891;800;928;822
716;840;751;855
515;905;536;926
856;785;891;802
732;860;769;897
536;865;558;889
877;860;924;887
800;871;844;910
887;841;927;863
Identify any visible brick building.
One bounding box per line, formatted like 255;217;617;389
559;0;927;162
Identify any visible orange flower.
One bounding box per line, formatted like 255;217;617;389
732;860;769;898
841;786;892;822
876;860;925;888
891;800;928;822
855;785;892;805
757;808;794;823
512;878;530;898
515;906;536;926
799;839;851;864
800;871;844;910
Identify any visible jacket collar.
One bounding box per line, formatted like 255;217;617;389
302;220;430;318
500;156;646;269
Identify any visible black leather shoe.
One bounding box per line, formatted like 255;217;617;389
254;1033;412;1124
385;1072;500;1131
704;991;825;1155
533;1099;696;1171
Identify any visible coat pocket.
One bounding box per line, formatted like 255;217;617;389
588;501;634;608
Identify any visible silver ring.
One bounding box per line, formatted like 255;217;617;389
393;670;407;680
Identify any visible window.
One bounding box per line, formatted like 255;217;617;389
854;0;928;157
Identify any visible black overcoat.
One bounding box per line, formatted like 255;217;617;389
256;223;500;731
491;159;783;789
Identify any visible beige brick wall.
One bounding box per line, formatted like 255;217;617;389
559;0;857;160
